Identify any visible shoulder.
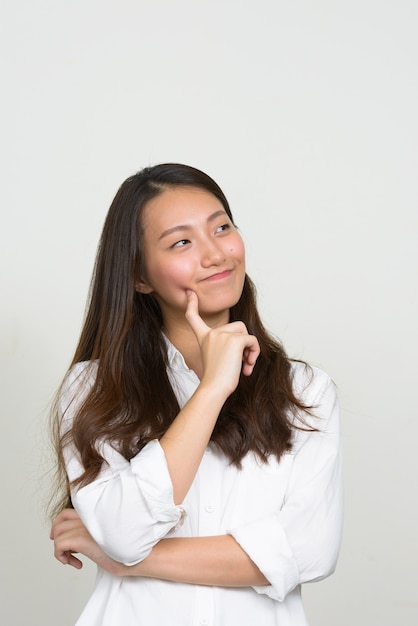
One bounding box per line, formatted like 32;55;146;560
62;360;98;395
291;361;334;400
290;361;338;429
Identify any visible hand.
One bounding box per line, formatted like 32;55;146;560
50;508;121;574
185;290;260;395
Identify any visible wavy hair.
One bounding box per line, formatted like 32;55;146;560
50;164;312;517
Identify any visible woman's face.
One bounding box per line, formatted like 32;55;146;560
137;186;246;327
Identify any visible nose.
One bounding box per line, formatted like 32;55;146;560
200;238;226;267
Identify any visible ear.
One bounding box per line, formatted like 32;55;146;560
135;278;154;294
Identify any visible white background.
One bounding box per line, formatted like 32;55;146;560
1;1;417;624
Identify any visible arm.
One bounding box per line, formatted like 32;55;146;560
160;290;260;504
51;510;268;586
60;292;260;566
61;368;185;566
227;368;344;601
136;535;268;587
53;368;341;597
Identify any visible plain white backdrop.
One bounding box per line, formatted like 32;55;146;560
1;1;417;624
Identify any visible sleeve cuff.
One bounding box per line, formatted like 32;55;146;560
228;513;299;602
130;439;186;526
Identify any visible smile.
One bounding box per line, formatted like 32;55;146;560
201;270;232;282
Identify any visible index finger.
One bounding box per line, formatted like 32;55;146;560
184;290;210;342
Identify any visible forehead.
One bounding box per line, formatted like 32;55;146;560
142;186;226;233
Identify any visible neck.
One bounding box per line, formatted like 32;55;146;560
164;322;202;378
163;309;229;379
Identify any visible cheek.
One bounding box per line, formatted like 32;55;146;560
229;235;245;260
149;258;194;289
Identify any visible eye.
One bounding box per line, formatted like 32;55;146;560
171;238;190;248
215;223;231;234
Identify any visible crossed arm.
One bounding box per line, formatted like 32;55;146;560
54;291;266;587
53;294;343;594
50;508;268;587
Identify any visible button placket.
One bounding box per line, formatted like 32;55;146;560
193;586;214;626
192;447;222;626
199;446;222;536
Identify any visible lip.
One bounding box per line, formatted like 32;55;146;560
200;269;232;282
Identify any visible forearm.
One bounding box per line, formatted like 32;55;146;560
160;293;260;506
160;383;227;504
116;534;268;587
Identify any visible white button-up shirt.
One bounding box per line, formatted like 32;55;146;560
61;341;343;626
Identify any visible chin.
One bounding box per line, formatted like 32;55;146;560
199;295;241;317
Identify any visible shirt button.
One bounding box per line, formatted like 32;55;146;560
200;620;209;626
205;504;214;513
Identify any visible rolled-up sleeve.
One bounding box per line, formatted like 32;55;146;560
60;362;186;566
228;369;343;601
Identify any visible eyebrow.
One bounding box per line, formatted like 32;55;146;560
158;209;227;240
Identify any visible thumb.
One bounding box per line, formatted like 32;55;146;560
184;290;210;342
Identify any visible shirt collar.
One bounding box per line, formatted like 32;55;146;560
162;334;192;373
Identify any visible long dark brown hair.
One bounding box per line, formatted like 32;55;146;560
50;163;312;516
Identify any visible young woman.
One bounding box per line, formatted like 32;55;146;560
50;163;343;626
